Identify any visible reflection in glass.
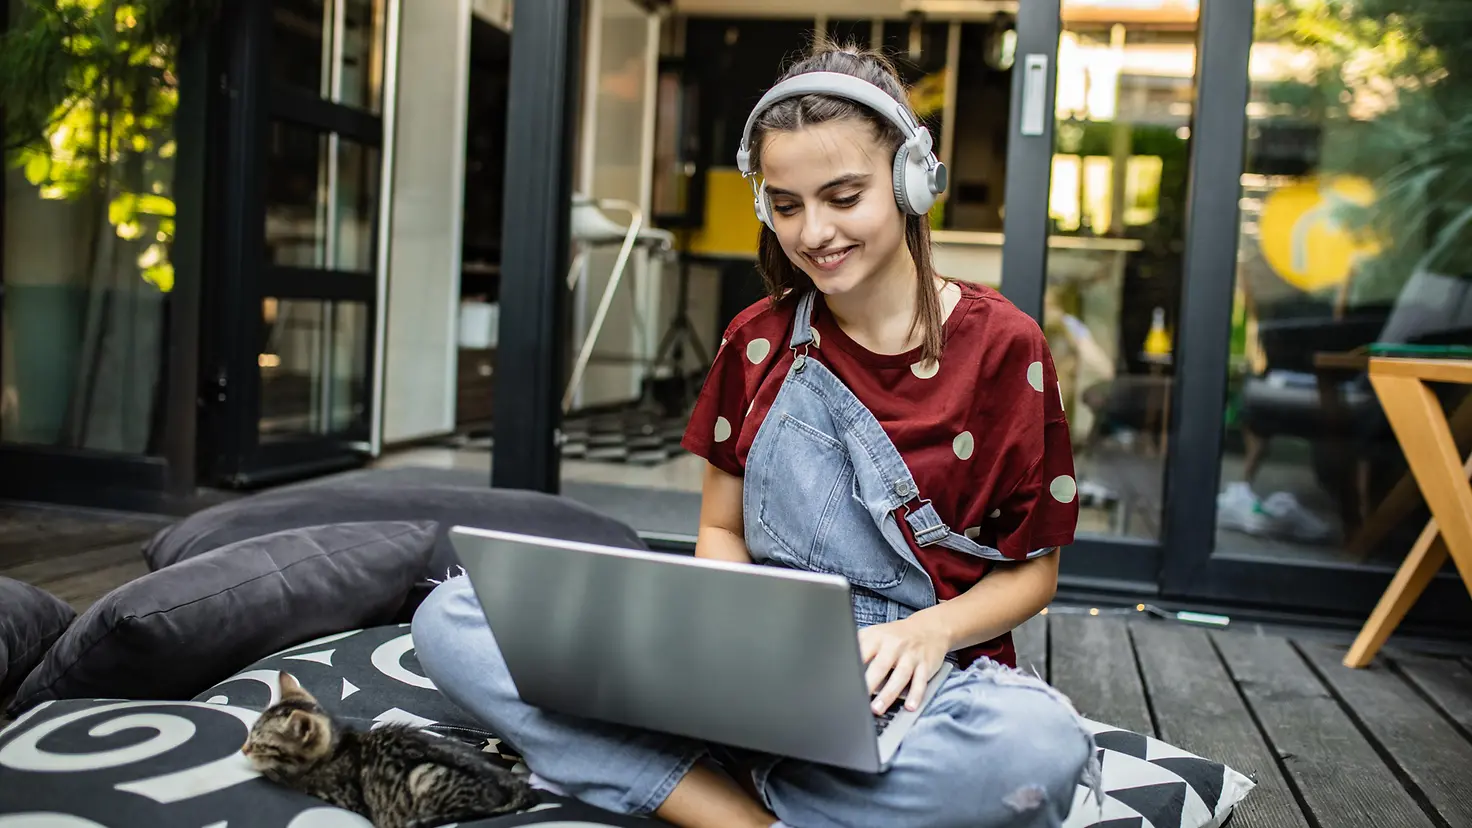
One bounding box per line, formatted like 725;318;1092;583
271;0;329;97
265;121;328;267
259;299;369;439
1043;3;1199;539
264;122;378;271
335;138;380;271
1;0;179;454
1216;0;1472;567
270;0;386;112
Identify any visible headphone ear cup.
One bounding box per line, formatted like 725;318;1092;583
891;146;915;215
900;148;938;216
755;180;776;233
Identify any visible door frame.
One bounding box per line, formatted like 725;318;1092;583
1158;0;1472;630
202;0;391;488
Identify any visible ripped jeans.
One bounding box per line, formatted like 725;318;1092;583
413;576;1098;828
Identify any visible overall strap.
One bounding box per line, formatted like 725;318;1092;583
789;291;818;350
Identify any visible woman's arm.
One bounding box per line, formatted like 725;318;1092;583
694;462;752;564
914;549;1059;651
861;550;1058;713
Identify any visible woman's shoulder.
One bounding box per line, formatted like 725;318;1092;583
719;292;797;348
950;280;1047;348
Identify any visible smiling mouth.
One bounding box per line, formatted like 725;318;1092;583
805;247;855;270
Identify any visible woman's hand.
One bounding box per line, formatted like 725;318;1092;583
858;614;951;715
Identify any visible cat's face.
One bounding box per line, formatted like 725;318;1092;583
241;672;336;777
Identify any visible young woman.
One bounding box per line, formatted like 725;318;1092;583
413;45;1096;828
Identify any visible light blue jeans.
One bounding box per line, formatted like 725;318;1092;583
413;576;1094;827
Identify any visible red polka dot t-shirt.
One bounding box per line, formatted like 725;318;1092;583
681;281;1079;669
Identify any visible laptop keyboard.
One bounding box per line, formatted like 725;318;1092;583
872;699;905;734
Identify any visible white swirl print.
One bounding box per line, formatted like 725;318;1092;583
285;808;373;827
0;701;263;805
0;815;110;827
370;634;436;690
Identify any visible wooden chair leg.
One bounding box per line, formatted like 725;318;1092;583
1344;523;1448;667
1371;375;1472;582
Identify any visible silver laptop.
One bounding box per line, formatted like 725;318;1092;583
449;525;952;773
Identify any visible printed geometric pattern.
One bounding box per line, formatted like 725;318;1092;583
0;626;1253;828
450;408;693;467
1062;720;1255;828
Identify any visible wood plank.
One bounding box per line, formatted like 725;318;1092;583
1014;612;1047;681
1215;630;1437;828
2;542;145;587
1302;642;1472;827
1132;621;1309;828
1049;615;1153;735
1394;652;1472;735
43;558;151;612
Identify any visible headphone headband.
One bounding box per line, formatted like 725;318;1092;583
735;71;925;175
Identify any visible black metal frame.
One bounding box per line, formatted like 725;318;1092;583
0;0;209;512
200;0;384;489
490;0;584;493
489;0;1472;634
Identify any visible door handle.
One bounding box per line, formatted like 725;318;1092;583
1019;54;1048;137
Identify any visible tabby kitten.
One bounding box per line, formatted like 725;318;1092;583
241;671;536;828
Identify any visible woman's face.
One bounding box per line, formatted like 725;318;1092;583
759;119;908;297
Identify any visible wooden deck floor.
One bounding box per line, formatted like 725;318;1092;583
3;502;1472;827
0;503;169;611
1015;611;1472;828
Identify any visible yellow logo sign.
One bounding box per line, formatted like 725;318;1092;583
1258;175;1381;292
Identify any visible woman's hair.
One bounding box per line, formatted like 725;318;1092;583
749;40;947;363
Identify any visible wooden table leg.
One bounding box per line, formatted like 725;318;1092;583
1344;524;1449;667
1351;373;1472;664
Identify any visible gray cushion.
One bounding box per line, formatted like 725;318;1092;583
7;521;436;715
0;578;75;701
141;483;647;586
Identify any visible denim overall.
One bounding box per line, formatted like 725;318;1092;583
413;291;1099;828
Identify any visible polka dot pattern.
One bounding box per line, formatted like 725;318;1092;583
991;508;1002;518
811;328;821;348
952;431;975;461
911;359;940;380
713;416;732;443
746;338;771;364
964;526;982;540
1027;361;1044;392
1050;475;1078;504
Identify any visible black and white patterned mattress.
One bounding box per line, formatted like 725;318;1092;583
0;625;1252;827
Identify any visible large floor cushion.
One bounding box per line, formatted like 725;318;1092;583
8;522;436;716
0;698;651;826
141;484;649;584
1;625;1253;827
0;579;76;702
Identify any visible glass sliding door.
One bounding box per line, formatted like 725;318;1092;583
201;0;392;488
1019;0;1201;587
1164;0;1472;628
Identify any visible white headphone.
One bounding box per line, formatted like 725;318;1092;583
735;71;949;233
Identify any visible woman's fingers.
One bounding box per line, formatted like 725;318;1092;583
858;627;880;664
872;655;915;715
904;661;931;710
864;642;898;696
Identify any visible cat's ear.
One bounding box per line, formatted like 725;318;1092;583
287;709;324;746
278;671;316;704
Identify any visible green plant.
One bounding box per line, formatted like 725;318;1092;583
0;0;217;444
1254;0;1472;301
1;0;218;291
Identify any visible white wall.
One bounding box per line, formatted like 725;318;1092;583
380;0;473;445
471;0;512;29
570;0;661;409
